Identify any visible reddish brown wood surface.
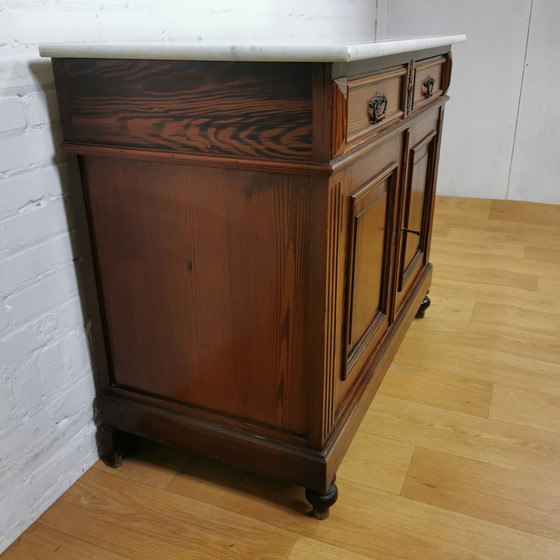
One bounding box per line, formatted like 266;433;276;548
55;59;314;160
394;110;440;315
332;133;403;412
83;156;326;436
344;164;395;375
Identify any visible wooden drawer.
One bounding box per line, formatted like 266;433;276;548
411;56;447;112
346;66;407;144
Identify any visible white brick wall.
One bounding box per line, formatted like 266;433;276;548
0;0;377;552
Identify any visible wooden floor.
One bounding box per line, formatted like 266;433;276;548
4;196;560;559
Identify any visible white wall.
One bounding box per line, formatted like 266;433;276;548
508;0;560;204
0;0;376;553
381;0;559;205
381;0;533;200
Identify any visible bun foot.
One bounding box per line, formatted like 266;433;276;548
305;482;338;520
415;295;431;319
96;425;124;468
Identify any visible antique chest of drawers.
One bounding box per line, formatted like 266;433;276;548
41;36;464;519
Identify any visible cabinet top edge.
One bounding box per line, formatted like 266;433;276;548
38;35;466;62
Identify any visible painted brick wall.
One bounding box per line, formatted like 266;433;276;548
0;0;377;552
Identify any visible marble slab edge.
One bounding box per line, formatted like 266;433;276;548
39;35;466;62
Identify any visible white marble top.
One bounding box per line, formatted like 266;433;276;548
39;36;465;62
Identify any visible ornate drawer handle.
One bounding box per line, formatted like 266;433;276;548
423;76;436;99
368;92;388;124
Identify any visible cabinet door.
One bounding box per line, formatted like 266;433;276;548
343;163;398;379
395;124;439;313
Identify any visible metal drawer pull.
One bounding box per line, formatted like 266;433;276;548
369;92;388;124
423;76;436;99
402;227;421;236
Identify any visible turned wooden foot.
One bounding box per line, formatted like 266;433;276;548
305;481;338;520
96;425;124;468
415;295;431;319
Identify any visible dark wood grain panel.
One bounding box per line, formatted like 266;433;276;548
83;156;327;436
57;59;313;160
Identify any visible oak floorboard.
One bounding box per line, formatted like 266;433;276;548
287;536;382;560
1;524;131;560
433;261;539;291
167;468;560;560
539;274;560;296
431;236;526;258
431;215;560;249
92;436;189;489
490;385;560;435
418;294;475;322
362;395;560;482
471;302;560;338
393;334;560;395
524;245;560;264
432;277;560;315
38;468;297;560
406;317;560;368
489;199;560;226
402;447;560;540
336;431;415;494
434;196;492;217
378;366;492;417
432;246;560;279
443;224;556;246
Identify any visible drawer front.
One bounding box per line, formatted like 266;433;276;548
347;67;407;144
412;56;446;112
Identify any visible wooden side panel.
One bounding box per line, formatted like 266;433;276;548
82;156;327;437
59;59;313;160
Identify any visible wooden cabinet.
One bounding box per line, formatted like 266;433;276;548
47;44;456;519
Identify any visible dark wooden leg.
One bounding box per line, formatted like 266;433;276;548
415;295;431;319
305;481;338;520
96;425;124;468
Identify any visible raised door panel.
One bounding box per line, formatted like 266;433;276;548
331;134;403;419
395;116;439;314
344;163;398;379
